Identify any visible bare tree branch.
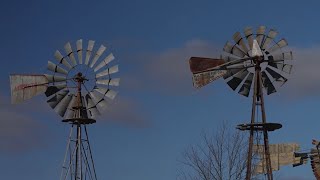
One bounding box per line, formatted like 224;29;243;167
178;121;256;180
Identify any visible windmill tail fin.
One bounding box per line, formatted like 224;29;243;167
9;74;48;104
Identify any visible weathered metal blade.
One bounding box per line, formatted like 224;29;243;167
244;27;254;50
96;78;120;86
256;26;266;46
95;65;119;79
265;67;287;85
64;42;77;67
90;45;106;68
223;64;245;79
47;61;68;75
44;74;67;83
94;53;115;72
10;74;48;104
233;32;249;53
54;50;72;69
45;83;67;97
261;71;276;95
252;39;263;57
267;39;288;53
261;29;278;50
94;87;117;100
85;94;101;118
47;90;69;109
76;39;83;64
254;143;301;174
270;51;293;61
55;93;73;117
226;69;249;90
192;70;227;88
89;90;110;110
268;63;293;74
85;40;95;65
238;73;254;97
64;95;77;120
223;41;246;58
189;57;226;74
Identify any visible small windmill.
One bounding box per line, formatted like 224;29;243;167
10;39;119;180
189;26;293;180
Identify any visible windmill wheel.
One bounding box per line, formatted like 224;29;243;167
45;39;119;123
221;26;293;97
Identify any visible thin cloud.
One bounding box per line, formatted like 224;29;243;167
282;46;320;98
125;39;220;95
0;94;50;153
98;96;151;128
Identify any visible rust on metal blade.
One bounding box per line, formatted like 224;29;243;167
10;74;48;104
192;70;227;88
189;57;226;73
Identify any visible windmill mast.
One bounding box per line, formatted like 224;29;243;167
245;55;274;180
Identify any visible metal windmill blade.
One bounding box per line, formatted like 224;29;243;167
43;39;120;120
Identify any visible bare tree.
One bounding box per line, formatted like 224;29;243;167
178;122;251;180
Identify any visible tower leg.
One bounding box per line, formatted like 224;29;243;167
60;124;98;180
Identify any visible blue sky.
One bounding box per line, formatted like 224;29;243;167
1;0;320;179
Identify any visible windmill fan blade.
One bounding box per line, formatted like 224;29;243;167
94;53;115;72
44;74;67;83
223;63;245;79
96;78;120;86
94;87;118;100
267;39;288;53
47;61;68;75
268;62;293;74
85;94;101;118
55;93;73;117
226;69;249;90
238;73;254;97
256;26;266;46
90;45;106;68
54;50;72;69
10;74;48;104
64;42;77;66
89;91;110;110
223;42;246;58
233;32;249;53
261;72;276;95
45;83;67;97
189;57;226;74
271;52;293;61
47;90;69;109
85;40;95;65
244;27;254;50
261;29;278;50
76;39;83;64
64;95;77;120
96;65;119;79
265;67;287;85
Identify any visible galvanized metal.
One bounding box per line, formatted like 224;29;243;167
90;45;106;68
85;40;95;65
10;74;48;104
254;143;301;174
94;53;115;72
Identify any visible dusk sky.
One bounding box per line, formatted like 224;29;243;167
1;0;320;179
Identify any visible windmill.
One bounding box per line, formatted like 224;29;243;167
189;26;293;180
10;39;119;180
294;139;320;179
